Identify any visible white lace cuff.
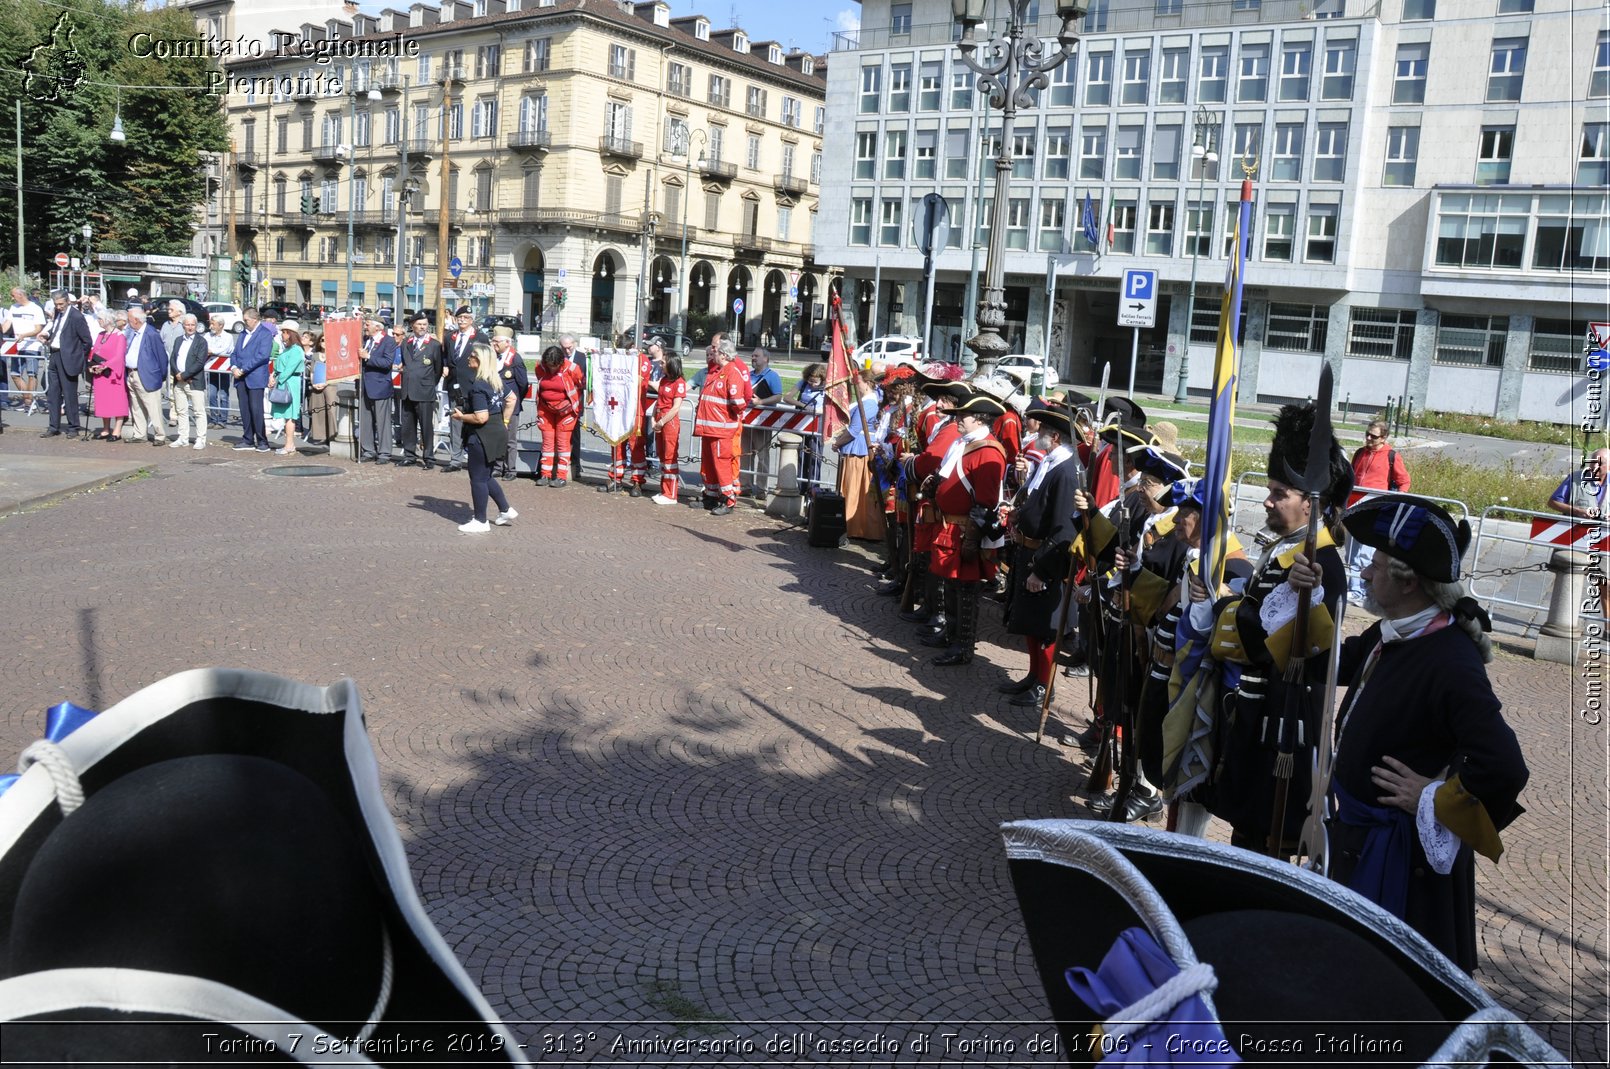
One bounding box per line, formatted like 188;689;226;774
1260;582;1322;638
1417;780;1458;875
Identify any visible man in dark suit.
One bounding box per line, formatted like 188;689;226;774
440;307;480;473
360;317;398;463
396;314;442;469
168;313;211;449
42;289;91;439
124;303;170;446
231;307;277;452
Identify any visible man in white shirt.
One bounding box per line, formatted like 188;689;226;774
4;287;45;412
203;316;234;427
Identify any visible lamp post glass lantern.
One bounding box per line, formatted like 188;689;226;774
1176;104;1220;403
953;0;1086;379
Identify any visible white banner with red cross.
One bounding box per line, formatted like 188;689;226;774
1529;517;1607;550
588;347;642;445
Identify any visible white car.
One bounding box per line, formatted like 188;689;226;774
852;335;926;367
204;302;245;331
993;354;1062;393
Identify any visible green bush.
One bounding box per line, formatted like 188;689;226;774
1412;409;1579;447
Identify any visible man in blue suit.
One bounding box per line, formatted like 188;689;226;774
360;317;398;463
231;307;277;452
123;303;169;446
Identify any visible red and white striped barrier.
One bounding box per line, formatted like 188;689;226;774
1528;517;1607;549
743;405;819;434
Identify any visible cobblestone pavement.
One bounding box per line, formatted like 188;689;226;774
0;433;1603;1065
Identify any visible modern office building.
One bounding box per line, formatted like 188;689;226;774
205;0;827;345
819;0;1609;422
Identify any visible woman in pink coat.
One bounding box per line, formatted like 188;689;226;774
87;309;129;442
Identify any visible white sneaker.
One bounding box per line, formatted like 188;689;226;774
492;509;518;526
193;440;207;450
651;494;675;506
458;519;491;533
168;439;187;448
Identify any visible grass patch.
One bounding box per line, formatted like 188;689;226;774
1220;449;1563;515
643;980;728;1037
1411;409;1583;447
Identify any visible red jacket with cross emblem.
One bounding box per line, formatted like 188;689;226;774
693;360;748;439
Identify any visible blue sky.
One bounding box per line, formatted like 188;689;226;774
709;0;861;55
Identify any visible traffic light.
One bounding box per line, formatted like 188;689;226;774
235;259;252;287
300;192;317;215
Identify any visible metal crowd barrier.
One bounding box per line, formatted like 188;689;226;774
1468;505;1604;630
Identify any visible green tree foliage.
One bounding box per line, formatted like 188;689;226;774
0;0;227;267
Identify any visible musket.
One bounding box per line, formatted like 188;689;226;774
1298;582;1348;875
1266;363;1335;858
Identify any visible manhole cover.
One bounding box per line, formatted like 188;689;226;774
263;465;345;477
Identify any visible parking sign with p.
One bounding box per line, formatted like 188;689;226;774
1118;269;1157;329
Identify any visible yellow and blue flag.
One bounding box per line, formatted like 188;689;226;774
1198;181;1252;593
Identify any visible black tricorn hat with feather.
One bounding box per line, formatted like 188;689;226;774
1267;402;1353;507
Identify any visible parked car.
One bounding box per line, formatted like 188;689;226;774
146;296;210;327
852;335;926;367
480;313;527;334
992;354;1062;394
203;302;244;331
621;322;675;349
260;301;303;323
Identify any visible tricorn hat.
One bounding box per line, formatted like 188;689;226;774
1133;445;1190;484
941;392;1007;420
0;670;527;1064
1268;402;1353;507
1343;493;1473;584
1027;402;1072;437
922;380;974;404
1003;820;1564;1068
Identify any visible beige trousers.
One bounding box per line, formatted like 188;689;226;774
126;375;166;442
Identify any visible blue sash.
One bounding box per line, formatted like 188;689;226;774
1332;779;1411;919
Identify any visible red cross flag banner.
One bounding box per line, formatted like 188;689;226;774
821;289;855;441
321;318;363;381
588;347;643;445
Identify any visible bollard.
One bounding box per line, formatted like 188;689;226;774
335;385;358;446
1535;548;1589;664
767;431;806;522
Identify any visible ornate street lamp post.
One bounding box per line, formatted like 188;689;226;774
1176;104;1220;403
672;125;707;339
952;0;1086;380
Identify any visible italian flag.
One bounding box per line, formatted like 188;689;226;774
1104;198;1115;252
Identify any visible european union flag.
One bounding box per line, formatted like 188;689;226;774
1081;192;1099;248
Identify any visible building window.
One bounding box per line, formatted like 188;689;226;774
664;115;688;154
1264;205;1294;261
709;75;731;109
1114;126;1143;180
1111;201;1137;254
417;52;431;84
745;134;761;170
667;62;691;97
815;106;826;135
883;129;907;179
932;129;961;179
1534;193;1610;272
1270;123;1303;182
1347;308;1415;360
354;110;371;147
859;66;881;113
1305;204;1337;263
1220;196;1248;258
1313;123;1347;182
810;151;822;185
475;44;501;79
320;176;338;212
1145;200;1174;256
1476;126;1514;185
1076;126;1103;179
1152;124;1181;181
747;85;768;119
1579;122;1610;185
1159;48;1188;104
519;94;547;135
777;205;792;241
951;69;974;110
1011;126;1035;179
854;132;876;179
850;198;871;245
1156;0;1182;13
1435;314;1508;367
1238;43;1269;103
890;2;912;34
471;97;497;139
877;64;906;113
1435;192;1529;269
608;45;635;81
918;62;943;110
1039;197;1065;251
1121;49;1150;105
1049;58;1077;107
1232;121;1261;170
1593;32;1610;98
1487;37;1527;102
1322;40;1355;99
1530;318;1585;372
1188;294;1221;344
1403;0;1435;18
1393;43;1427;104
1006;197;1031;250
1185;199;1212;257
704;191;720;230
1198;46;1228;103
879;198;902;245
1383;126;1419;187
1266;303;1329;353
1279;43;1311;101
1086;52;1112;106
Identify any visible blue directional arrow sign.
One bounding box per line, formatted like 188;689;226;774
1588;348;1609;373
448;256;463;279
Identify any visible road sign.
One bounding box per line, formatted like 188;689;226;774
789;285;798;299
789;270;800;288
732;297;745;316
1589;349;1609;373
53;252;69;268
557;267;567;280
1591;323;1610;349
913;193;951;256
448;256;463;279
1117;269;1157;329
410;266;424;286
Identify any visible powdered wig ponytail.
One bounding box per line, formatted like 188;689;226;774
1383;555;1493;664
